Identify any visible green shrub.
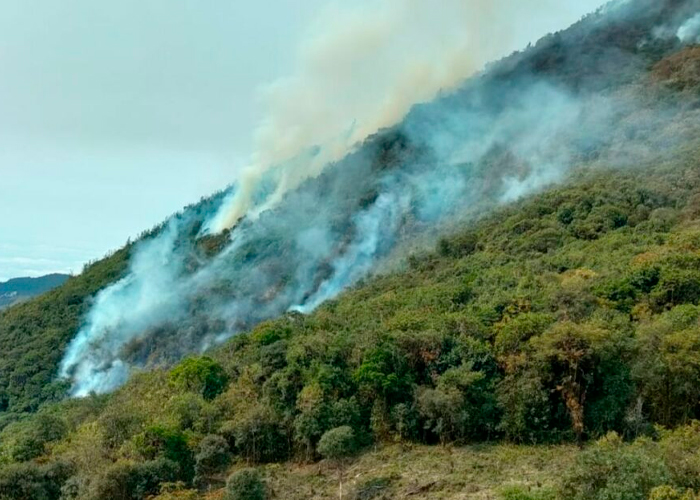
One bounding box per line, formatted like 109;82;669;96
648;486;700;500
318;426;359;462
658;423;700;490
88;459;178;500
131;425;194;482
224;468;267;500
228;404;290;463
0;461;72;500
560;433;669;500
1;413;67;462
98;410;144;450
194;435;231;483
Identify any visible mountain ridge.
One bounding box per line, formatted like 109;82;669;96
0;274;70;310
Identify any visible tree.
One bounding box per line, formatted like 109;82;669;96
194;435;231;487
169;357;229;401
229;403;290;464
88;459;179;500
318;426;359;500
224;469;266;500
131;425;195;482
0;461;72;500
530;321;631;442
3;413;67;462
634;309;700;426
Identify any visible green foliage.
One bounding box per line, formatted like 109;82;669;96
224;468;267;500
354;345;414;406
148;482;199;500
194;435;231;484
634;311;700;427
88;459;179;500
0;247;130;421
560;433;670;500
131;425;194;482
4;90;700;498
226;403;290;464
317;426;359;462
657;422;700;490
0;413;67;462
649;486;700;500
0;461;72;500
169;357;229;401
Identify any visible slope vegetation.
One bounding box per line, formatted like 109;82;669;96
0;0;698;422
2;142;700;499
2;2;700;500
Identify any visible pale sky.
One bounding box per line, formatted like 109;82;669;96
0;0;605;282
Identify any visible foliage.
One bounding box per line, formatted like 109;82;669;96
130;425;194;483
317;426;359;462
87;459;179;500
169;357;229;401
0;413;67;462
194;434;231;485
560;433;670;500
0;461;72;500
224;468;267;500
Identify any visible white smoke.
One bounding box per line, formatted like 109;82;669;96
59;0;699;397
206;0;608;233
59;221;187;396
61;80;603;396
677;12;700;42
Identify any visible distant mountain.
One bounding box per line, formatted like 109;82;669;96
0;274;70;310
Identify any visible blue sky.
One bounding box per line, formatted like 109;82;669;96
0;0;605;281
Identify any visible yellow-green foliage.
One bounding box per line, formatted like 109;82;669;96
7;159;700;500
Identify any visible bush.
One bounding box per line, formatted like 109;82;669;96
88;459;178;500
194;435;231;483
149;482;199;500
658;423;700;490
228;404;290;463
649;486;700;500
560;433;669;500
131;426;194;482
98;410;144;450
3;413;67;462
0;461;72;500
224;468;267;500
317;426;359;462
169;357;229;401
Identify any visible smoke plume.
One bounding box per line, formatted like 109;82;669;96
206;0;608;233
59;0;700;396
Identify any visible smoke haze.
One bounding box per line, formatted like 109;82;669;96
206;0;608;232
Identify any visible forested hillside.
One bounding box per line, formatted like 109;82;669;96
3;144;700;500
3;1;700;499
1;0;697;422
